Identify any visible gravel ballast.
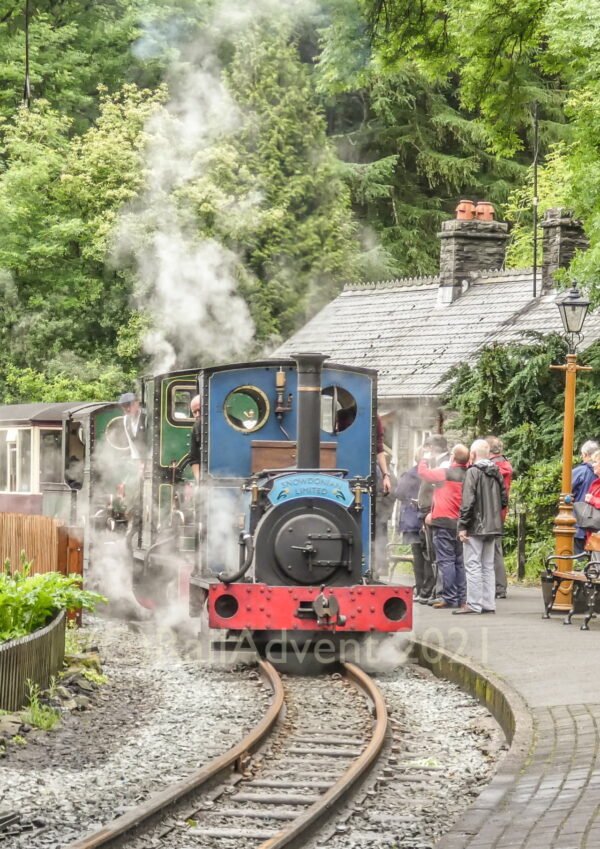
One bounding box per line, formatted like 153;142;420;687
0;616;270;848
0;620;506;849
310;663;506;849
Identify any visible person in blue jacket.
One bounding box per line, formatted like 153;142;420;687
573;440;599;554
395;459;433;601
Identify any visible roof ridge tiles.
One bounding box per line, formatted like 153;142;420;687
475;267;533;279
344;275;440;291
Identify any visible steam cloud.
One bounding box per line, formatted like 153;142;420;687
115;0;318;373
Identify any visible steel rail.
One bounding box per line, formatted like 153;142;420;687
257;661;388;849
64;660;285;849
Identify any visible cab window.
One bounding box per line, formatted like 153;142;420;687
168;386;195;426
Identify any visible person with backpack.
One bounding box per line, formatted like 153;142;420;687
455;439;508;615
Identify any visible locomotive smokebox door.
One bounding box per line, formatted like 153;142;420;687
253;497;363;587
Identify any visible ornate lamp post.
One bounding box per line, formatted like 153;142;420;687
551;285;591;565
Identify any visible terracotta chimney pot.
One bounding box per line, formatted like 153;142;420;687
456;199;476;220
475;201;495;221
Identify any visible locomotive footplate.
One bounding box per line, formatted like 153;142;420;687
208;583;412;632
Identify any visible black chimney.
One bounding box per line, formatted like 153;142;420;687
437;201;509;304
292;353;328;468
541;208;588;290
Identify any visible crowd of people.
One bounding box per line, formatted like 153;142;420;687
394;435;512;615
390;433;600;613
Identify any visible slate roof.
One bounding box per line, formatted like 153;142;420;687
274;269;600;401
0;402;112;425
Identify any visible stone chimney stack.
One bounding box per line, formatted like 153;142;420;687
437;201;509;305
541;208;588;290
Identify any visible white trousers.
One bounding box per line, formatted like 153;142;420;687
463;535;496;613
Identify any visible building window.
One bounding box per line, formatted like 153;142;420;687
0;428;34;492
412;429;432;462
0;431;7;491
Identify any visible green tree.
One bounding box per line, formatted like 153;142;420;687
0;0;206;130
364;0;567;156
0;87;164;399
315;0;526;278
149;23;359;343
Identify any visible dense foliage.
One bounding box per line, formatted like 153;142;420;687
364;0;600;297
316;0;525;277
0;0;599;452
0;558;106;642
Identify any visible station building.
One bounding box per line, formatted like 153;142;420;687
275;205;600;474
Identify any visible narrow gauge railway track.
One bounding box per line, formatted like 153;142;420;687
65;661;388;849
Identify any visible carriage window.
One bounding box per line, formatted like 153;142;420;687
321;386;357;435
40;429;62;483
224;386;270;433
167;385;195;426
18;429;31;492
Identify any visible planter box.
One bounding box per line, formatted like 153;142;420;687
0;610;66;712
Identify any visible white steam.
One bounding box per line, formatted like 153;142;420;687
115;0;318;373
115;47;250;373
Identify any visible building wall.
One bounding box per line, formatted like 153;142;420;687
381;396;440;476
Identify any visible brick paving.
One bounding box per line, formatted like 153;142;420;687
411;586;600;848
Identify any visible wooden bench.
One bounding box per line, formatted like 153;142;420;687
385;543;414;584
543;550;600;630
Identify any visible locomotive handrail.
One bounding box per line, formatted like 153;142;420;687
219;532;254;584
254;468;350;479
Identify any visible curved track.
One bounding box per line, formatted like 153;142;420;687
65;661;388;849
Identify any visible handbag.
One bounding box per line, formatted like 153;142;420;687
573;501;600;530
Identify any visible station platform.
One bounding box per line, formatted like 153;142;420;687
411;586;600;849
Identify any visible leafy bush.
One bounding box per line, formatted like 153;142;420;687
0;557;106;642
502;459;562;580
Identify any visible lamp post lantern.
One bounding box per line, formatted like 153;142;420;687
551;285;591;569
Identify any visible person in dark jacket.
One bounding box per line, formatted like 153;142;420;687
572;440;599;554
417;443;469;609
455;439;508;615
486;436;513;598
395;462;431;600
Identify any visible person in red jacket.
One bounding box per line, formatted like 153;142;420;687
417;443;470;609
487;436;513;598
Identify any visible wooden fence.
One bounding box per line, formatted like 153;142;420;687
0;514;83;711
0;513;81;575
0;610;66;711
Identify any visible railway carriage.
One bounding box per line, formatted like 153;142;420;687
0;401;126;571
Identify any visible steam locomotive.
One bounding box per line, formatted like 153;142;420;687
137;352;413;653
0;354;412;653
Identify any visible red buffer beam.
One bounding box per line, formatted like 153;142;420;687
208;583;413;632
